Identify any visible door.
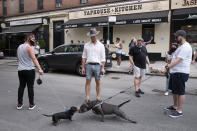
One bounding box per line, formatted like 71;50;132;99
47;46;67;69
103;26;113;44
53;21;64;48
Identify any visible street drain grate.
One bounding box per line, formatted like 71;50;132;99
111;77;120;80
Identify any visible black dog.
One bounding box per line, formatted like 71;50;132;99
43;106;79;126
79;100;137;123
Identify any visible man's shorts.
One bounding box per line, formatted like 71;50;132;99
169;73;189;95
116;53;121;57
133;66;146;78
85;64;101;80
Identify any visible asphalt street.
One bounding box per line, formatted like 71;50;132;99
0;63;197;131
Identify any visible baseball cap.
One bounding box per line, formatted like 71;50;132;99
175;30;186;38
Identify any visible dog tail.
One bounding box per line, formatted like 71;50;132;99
42;114;53;117
118;100;131;108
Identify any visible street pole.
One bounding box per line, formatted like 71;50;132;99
107;21;110;49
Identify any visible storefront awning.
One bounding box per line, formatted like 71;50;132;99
0;24;40;34
64;11;169;29
173;7;197;16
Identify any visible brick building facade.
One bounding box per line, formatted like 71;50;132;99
0;0;125;17
0;0;197;58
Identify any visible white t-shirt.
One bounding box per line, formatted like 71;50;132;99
82;40;106;64
170;42;192;74
34;45;40;55
115;42;122;54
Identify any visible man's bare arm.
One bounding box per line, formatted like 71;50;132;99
129;55;134;66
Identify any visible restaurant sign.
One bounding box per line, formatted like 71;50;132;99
172;0;197;9
69;0;169;19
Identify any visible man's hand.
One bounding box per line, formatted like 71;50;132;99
82;67;85;75
39;69;44;75
148;64;152;70
192;60;196;64
101;67;105;74
160;68;167;74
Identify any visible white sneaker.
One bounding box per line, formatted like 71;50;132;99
29;104;36;110
17;104;23;110
164;92;169;96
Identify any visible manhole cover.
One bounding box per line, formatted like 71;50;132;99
111;77;120;79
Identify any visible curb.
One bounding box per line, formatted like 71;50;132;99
106;70;197;79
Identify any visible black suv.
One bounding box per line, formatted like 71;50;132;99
38;43;112;76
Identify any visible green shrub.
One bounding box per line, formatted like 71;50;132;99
38;40;46;49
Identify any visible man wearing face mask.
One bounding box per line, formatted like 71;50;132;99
161;30;192;118
129;38;152;98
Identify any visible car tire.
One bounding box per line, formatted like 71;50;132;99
39;60;49;73
76;63;85;77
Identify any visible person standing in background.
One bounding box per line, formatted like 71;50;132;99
113;37;123;67
17;34;44;110
192;51;197;64
34;41;40;58
129;38;152;98
143;36;154;47
129;37;136;50
164;43;178;96
161;30;192;118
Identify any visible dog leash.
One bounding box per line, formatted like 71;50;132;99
92;75;153;109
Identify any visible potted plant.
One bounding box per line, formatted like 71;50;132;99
38;40;46;54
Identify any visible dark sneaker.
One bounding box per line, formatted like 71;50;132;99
138;89;144;94
95;99;103;107
135;91;141;97
164;106;176;111
17;104;23;110
83;100;90;104
29;104;36;110
169;111;183;118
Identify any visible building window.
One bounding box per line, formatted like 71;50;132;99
56;0;62;8
3;0;7;16
80;0;88;4
38;0;43;10
19;0;24;13
142;24;155;44
181;25;197;43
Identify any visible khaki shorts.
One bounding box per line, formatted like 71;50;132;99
133;66;146;78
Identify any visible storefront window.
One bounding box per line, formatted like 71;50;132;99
142;24;155;44
19;0;24;13
56;0;62;8
181;25;197;43
38;0;43;10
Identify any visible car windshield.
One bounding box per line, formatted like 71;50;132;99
53;45;84;53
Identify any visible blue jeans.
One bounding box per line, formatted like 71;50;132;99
85;64;101;80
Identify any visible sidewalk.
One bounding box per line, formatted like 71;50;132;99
106;60;197;78
0;57;17;65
